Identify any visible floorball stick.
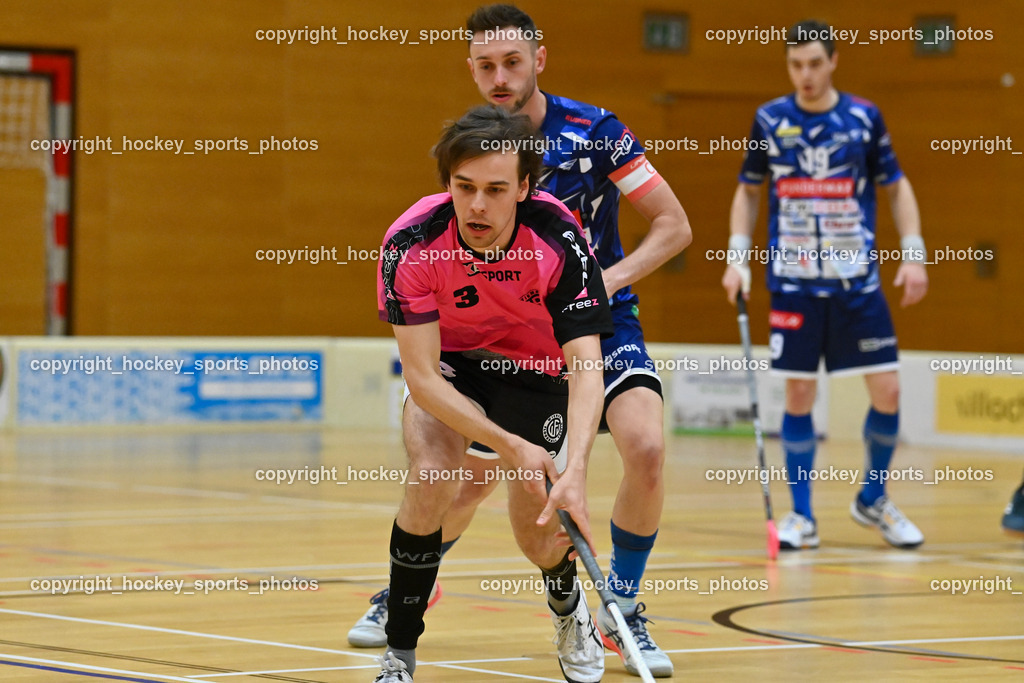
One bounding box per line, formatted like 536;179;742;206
735;296;780;560
545;480;655;682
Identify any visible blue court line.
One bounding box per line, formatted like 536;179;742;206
0;658;166;682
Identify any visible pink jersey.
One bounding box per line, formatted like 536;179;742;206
378;191;612;377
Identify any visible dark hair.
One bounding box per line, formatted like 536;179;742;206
466;4;540;48
787;20;835;57
433;106;543;195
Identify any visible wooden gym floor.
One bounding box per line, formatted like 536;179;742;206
0;427;1021;681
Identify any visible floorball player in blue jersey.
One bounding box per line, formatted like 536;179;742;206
722;20;929;551
351;4;692;679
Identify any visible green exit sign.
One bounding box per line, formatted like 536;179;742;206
916;15;956;56
645;13;689;53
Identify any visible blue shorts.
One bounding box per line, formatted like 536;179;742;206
769;288;899;377
601;303;662;402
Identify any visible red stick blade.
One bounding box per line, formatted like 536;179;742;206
766;520;780;560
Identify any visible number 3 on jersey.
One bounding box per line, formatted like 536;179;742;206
453;285;479;308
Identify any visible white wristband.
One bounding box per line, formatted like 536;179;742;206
727;234;752;293
900;235;927;263
727;234;752;266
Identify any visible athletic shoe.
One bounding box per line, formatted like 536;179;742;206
1001;483;1024;535
373;652;413;682
597;601;673;678
777;511;819;550
348;582;442;648
850;495;924;548
550;585;604;683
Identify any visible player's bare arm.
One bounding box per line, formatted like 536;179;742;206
601;181;691;297
886;176;928;307
394;321;558;496
538;333;604;552
722;182;762;303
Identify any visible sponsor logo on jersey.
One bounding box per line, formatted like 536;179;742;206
542;413;565;443
777;124;802;137
565;114;592;126
477;269;522;282
464;261;482;277
562;296;600;312
562;230;590;291
776;177;854;198
520;289;541;305
858;336;897;352
769;310;804;330
609;128;635;166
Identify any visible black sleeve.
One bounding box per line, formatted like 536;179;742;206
544;227;615;347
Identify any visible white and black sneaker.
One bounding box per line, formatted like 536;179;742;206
851;495;924;548
348;582;442;648
777;511;820;550
597;601;673;677
550;585;604;683
373;652;413;682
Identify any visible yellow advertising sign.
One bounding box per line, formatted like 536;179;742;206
936;375;1024;436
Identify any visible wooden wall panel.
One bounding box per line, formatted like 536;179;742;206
0;0;1019;351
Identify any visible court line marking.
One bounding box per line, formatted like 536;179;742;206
0;607;377;658
1;609;565;681
659;634;1024;654
131;486;249;500
954;559;1024;573
0;505;286;521
0;514;344;531
187;657;542;678
0;652;199;682
4;604;1022;676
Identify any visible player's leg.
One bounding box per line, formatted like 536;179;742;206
506;464;604;683
494;382;603;683
859;369;900;505
445;448;503;535
826;288;922;548
770;293;826;550
350;369;501;649
602;384;676;677
350;458;490;648
590;305;673;676
376;395;469;678
1002;471;1024;535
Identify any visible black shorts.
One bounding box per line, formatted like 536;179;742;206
428;351;569;472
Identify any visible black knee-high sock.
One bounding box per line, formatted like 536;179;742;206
542;550;578;615
385;521;443;651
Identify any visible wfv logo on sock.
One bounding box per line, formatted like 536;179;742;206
392;549;442;563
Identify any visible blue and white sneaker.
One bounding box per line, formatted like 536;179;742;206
851;495;923;548
597;601;673;677
777;511;819;550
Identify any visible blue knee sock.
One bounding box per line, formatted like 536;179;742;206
782;413;816;521
440;537;459;556
859;408;899;505
608;522;656;608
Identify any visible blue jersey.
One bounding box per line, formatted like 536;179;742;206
739;92;903;295
539;92;663;307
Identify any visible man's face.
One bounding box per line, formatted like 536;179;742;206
449;151;529;253
467;30;545;112
786;41;836;103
